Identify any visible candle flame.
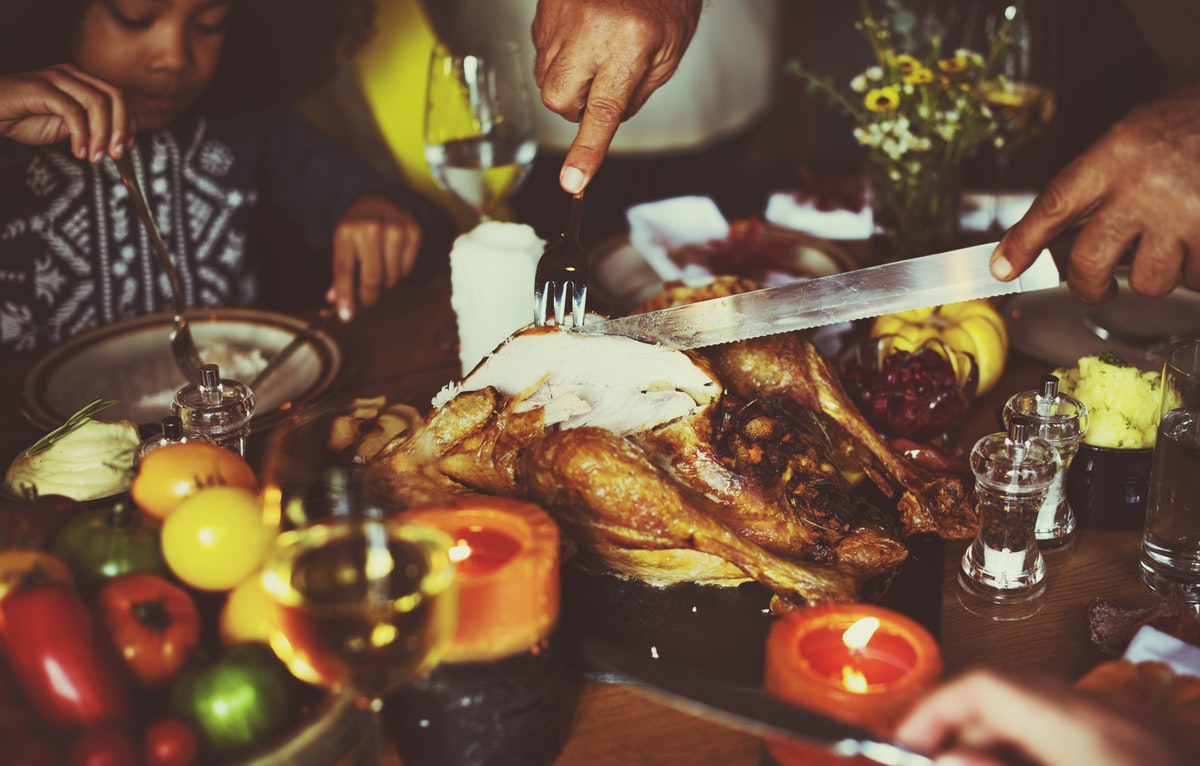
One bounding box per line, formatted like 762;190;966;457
841;666;870;693
842;616;880;652
448;541;472;563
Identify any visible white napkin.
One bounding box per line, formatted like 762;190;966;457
626;196;730;286
764;191;874;240
959;191;1038;233
1123;624;1200;678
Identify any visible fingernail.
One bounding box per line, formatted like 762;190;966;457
990;251;1013;280
76;146;88;160
338;303;353;322
561;166;585;194
92;150;105;164
111;142;124;159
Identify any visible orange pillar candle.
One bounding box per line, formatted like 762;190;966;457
392;496;568;766
764;603;942;766
404;496;560;662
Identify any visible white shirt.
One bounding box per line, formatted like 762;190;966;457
455;0;781;154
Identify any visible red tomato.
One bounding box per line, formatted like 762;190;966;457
0;490;84;551
142;717;199;766
131;442;258;521
92;573;201;688
68;726;137;766
0;584;132;728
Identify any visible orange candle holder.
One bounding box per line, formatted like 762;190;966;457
404;496;560;663
764;603;942;766
392;496;570;766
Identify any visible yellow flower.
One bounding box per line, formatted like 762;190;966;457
893;53;920;73
903;67;934;85
865;87;901;112
937;54;968;73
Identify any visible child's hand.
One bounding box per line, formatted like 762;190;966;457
0;65;135;163
326;195;422;321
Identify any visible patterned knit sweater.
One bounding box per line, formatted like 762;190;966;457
0;105;427;356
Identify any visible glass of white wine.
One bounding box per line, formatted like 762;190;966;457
424;37;538;222
261;515;459;763
981;3;1056;233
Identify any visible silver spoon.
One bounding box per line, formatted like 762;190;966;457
1081;314;1183;354
114;152;205;381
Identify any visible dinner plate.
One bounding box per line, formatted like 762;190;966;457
20;308;344;433
589;225;861;316
1005;274;1200;370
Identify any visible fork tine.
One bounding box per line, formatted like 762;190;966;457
571;283;587;327
534;280;549;326
552;281;568;326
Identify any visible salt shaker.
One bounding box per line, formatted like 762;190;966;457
959;417;1060;621
172;363;255;456
1003;375;1089;551
135;414;212;461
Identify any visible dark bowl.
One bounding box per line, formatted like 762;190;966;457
1066;443;1154;530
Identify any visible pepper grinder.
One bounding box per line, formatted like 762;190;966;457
135;414;213;461
1002;375;1089;551
172;363;255;456
959;417;1060;621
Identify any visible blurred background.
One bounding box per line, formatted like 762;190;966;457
258;0;1174;310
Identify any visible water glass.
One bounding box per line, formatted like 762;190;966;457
1140;339;1200;599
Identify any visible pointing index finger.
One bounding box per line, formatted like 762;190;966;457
560;68;640;193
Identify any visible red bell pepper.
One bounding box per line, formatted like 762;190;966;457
93;572;201;688
1;583;133;728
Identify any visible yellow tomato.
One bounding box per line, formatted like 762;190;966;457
871;298;1009;395
160;487;271;591
219;570;275;646
131;442;259;522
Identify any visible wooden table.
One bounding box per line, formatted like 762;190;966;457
0;278;1162;766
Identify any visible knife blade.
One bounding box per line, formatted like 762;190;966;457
581;637;934;766
575;243;1059;349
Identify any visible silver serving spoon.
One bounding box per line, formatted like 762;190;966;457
114;152;205;382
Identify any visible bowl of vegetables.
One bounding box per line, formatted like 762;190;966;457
0;409;366;765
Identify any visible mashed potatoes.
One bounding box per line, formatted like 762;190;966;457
1053;354;1161;449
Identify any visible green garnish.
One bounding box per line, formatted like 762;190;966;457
1098;351;1132;368
24;397;119;457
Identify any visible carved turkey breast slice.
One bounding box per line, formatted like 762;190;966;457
431;326;721;435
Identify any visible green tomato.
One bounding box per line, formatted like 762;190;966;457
169;642;295;756
50;500;168;596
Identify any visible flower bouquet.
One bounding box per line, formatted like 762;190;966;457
790;0;1027;261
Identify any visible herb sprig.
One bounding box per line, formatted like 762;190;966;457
24;398;119;457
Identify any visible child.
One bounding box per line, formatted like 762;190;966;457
0;0;450;355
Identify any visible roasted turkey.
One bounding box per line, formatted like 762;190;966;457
364;323;977;609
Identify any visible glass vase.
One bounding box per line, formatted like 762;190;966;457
868;159;962;263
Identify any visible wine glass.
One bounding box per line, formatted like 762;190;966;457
424;37;538;223
981;3;1056;233
260;514;459;763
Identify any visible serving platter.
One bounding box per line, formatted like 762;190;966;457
20;308;345;434
589;225;862;317
1005;273;1200;370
